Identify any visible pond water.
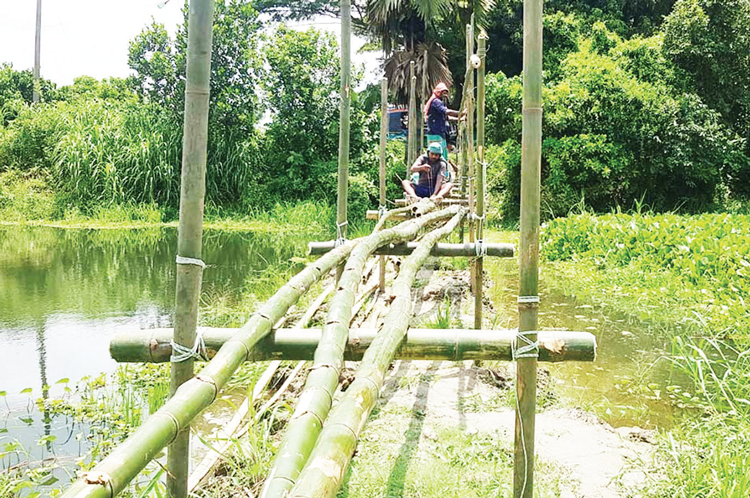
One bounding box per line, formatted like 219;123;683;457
1;226;689;493
488;259;688;430
0;225;318;487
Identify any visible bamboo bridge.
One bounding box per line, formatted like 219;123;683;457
59;0;596;497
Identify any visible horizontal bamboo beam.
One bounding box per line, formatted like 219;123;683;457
395;198;469;207
367;210;408;220
111;328;596;363
309;241;514;258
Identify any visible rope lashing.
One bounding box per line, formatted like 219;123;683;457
170;329;207;363
378;205;388;219
334;220;348;247
474;239;487;257
514;295;540;359
176;255;206;268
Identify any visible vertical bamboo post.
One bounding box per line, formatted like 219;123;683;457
379;77;388;292
168;1;214;497
33;0;42;102
407;61;417;168
336;0;351;281
420;48;428;153
474;32;487;330
466;24;476;292
515;0;543;493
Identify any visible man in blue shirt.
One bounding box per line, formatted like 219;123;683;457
424;82;460;158
402;142;454;201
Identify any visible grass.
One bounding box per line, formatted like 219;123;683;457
536;211;750;497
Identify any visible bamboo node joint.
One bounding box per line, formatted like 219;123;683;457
195;374;219;402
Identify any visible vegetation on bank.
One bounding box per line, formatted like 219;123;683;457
540;212;750;496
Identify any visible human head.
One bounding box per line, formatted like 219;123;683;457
428;142;443;160
433;82;449;98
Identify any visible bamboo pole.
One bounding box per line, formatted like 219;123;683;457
515;0;543;492
308;241;514;257
419;48;428;152
474;32;488;330
33;0;42;102
168;1;215;496
408;61;417;167
379;77;388;292
260;206;461;498
336;0;352;282
60;241;357;498
111;328;596;364
288;211;465;497
466;23;477;300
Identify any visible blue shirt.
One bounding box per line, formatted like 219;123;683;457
426;98;448;137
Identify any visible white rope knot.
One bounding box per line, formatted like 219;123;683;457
170;330;207;363
334;220;348;247
378;205;388;219
176;255;206;269
513;329;539;359
475;239;487;257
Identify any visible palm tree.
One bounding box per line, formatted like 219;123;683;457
366;0;495;103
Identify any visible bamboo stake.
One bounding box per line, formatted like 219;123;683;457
287;211;465;497
379;77;388;292
308;240;514;257
168;1;215;496
515;0;543;492
336;0;352;282
474;32;488;330
33;0;42;102
408;61;417;166
419;48;428;151
466;23;477;301
259;206;460;498
60;241;357;498
110;327;596;366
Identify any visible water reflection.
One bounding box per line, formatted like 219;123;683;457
0;224;319;482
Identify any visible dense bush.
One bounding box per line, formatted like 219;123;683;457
486;30;749;219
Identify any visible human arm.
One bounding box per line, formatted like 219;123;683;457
410;156;430;173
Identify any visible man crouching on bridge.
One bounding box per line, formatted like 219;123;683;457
402;142;453;202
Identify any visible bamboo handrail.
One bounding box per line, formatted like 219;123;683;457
308;241;514;257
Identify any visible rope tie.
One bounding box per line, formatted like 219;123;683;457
378;205;388;219
513;329;539;359
514;296;540;359
475;239;487;257
171;330;207;363
176;255;206;268
334;220;348;247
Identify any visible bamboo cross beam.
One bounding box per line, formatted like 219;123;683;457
110;328;597;364
308;241;514;258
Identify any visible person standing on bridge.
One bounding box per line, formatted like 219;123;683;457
424;82;461;160
402;142;453;201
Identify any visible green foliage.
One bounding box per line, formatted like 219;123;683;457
0;63;58;111
486;29;749;218
541;212;750;338
0;169;56;221
662;0;750;194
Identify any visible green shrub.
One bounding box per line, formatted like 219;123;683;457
0;169;56;220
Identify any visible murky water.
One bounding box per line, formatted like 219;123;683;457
488;258;688;430
0;225;318;487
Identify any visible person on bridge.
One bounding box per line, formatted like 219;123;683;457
402;142;453;201
424;82;461;159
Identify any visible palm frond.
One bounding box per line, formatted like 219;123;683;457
383;42;453;104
